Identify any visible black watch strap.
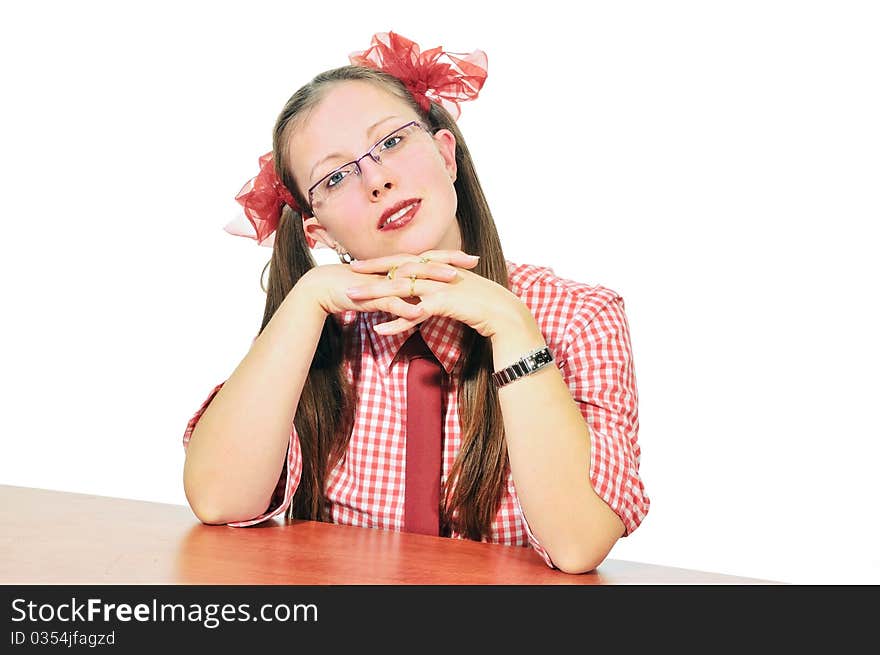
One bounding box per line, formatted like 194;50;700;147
492;346;554;388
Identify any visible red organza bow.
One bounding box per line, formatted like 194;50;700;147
227;152;317;249
349;31;488;120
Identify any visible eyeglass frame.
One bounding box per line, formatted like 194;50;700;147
306;120;433;215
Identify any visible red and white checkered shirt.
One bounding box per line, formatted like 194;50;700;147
182;260;649;568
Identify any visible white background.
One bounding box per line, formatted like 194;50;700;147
1;1;877;585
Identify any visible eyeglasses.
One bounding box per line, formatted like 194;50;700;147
307;121;431;215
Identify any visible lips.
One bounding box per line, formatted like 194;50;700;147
377;198;421;230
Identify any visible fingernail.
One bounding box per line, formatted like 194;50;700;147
467;254;480;260
345;287;360;295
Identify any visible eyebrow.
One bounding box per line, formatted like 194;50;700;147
309;116;400;182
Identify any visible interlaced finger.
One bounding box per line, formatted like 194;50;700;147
349;250;479;277
393;260;459;281
362;296;425;319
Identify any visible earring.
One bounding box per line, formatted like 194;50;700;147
335;243;354;264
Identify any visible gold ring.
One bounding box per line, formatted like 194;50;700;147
409;274;417;297
387;264;398;280
419;256;431;264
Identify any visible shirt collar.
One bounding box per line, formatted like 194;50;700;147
361;310;467;375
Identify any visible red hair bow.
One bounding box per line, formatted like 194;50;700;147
349;31;488;120
226;152;318;249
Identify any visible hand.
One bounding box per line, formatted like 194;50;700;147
298;255;467;323
345;249;525;338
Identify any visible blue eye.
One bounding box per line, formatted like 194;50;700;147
325;166;353;190
381;135;404;150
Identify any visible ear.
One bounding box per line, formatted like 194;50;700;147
302;216;335;249
433;129;458;182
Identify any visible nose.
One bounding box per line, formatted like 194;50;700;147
357;152;396;199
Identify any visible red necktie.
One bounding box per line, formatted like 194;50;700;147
399;330;443;536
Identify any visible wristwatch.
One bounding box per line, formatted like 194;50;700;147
492;345;555;388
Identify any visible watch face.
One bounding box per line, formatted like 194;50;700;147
525;349;552;371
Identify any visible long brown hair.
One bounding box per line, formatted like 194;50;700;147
260;65;510;540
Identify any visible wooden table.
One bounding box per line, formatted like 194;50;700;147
0;485;772;584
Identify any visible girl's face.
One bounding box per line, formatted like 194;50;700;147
287;81;461;260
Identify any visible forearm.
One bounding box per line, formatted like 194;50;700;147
183;278;328;524
491;301;624;573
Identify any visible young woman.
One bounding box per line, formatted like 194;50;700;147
182;32;649;574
